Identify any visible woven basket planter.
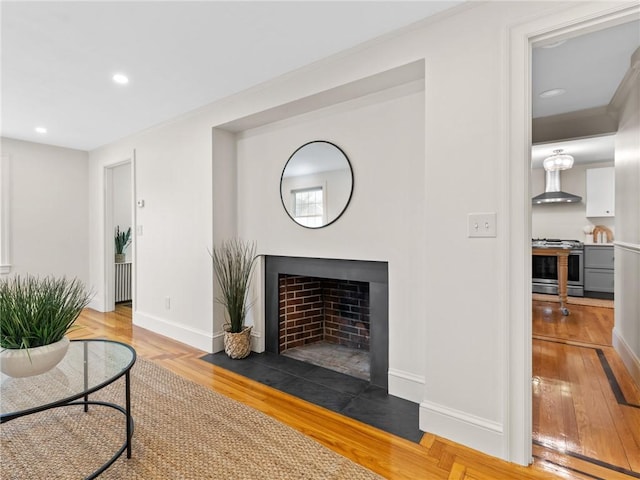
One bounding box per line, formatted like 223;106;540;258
223;326;252;359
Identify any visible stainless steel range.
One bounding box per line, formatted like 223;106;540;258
532;239;584;297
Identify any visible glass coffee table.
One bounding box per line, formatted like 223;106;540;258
1;339;136;479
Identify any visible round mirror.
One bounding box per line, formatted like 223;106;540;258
280;141;353;229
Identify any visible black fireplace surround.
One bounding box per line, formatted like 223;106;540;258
264;256;389;389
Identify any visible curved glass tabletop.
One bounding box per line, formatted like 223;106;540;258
1;339;136;419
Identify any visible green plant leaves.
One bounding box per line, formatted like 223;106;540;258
115;226;132;254
211;240;257;334
0;276;91;349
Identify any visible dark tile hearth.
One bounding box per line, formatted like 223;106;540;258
201;351;422;443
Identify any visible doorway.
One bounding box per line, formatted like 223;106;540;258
104;159;135;313
528;18;640;477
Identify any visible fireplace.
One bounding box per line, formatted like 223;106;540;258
265;256;388;389
279;275;370;351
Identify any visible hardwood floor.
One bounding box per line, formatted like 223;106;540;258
532;300;613;346
68;305;639;479
532;300;640;479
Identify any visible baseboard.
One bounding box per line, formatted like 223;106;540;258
388;368;424;403
212;329;264;354
212;331;224;353
134;310;213;352
87;299;105;312
612;328;640;388
420;400;504;459
250;329;265;353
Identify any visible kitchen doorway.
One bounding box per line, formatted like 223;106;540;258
528;17;640;478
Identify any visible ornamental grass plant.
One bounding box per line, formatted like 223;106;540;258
211;239;257;334
115;226;132;255
0;276;92;350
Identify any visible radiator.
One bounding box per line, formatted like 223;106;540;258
115;262;132;303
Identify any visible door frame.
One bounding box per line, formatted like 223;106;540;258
103;153;136;312
506;2;639;465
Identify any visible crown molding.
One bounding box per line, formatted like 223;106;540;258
608;46;640;118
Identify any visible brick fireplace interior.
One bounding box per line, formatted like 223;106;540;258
278;274;370;380
265;256;388;389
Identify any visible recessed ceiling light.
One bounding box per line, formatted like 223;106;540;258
539;88;566;98
112;73;129;85
35;126;47;134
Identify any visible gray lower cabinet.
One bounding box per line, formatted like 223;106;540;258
584;245;614;298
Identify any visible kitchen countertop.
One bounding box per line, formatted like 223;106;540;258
584;243;614;247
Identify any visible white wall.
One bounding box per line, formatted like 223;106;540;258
0;153;11;273
112;163;133;261
614;62;640;385
0;137;89;284
89;118;213;349
236;86;426;401
84;0;636;464
532;161;615;241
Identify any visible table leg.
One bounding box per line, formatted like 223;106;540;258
83;341;89;412
125;370;132;458
557;253;569;316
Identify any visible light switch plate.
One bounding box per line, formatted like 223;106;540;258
468;212;497;238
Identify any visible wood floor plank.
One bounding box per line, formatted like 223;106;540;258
577;347;630;468
604;347;640;405
532;301;613;346
590;348;640;472
66;305;638;479
447;462;467;480
533;444;637;480
532;300;640;478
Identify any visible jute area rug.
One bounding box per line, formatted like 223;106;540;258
1;358;382;479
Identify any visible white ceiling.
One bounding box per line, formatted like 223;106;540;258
2;3;637;153
531;20;639;168
532;20;639;118
1;1;462;151
531;134;616;170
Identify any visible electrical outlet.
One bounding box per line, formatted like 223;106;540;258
165;297;170;309
468;212;497;238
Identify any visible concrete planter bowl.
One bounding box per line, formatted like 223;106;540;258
0;337;70;378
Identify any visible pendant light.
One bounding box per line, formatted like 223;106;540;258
543;149;574;171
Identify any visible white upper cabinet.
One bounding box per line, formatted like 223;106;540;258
586;166;615;217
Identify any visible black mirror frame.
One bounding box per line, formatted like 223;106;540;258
280;140;354;229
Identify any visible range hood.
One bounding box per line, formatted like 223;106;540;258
532;149;582;204
532;169;582;204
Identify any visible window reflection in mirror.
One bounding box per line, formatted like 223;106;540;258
280;141;353;229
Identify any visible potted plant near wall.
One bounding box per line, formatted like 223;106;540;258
115;226;131;263
211;239;257;359
0;275;92;377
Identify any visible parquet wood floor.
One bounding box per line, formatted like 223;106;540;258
68;305;638;479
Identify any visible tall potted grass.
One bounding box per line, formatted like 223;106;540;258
211;239;257;359
0;275;92;377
